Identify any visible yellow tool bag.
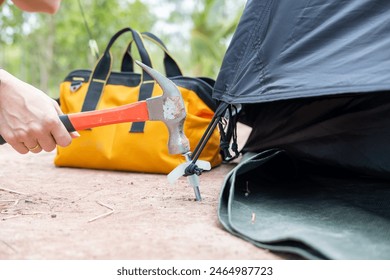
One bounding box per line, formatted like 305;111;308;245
54;27;222;174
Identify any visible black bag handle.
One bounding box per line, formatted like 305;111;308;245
121;32;182;77
81;27;154;113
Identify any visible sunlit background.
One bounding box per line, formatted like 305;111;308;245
0;0;245;97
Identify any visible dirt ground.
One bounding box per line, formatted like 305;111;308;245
0;124;291;260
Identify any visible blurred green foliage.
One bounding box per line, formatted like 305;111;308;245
0;0;244;97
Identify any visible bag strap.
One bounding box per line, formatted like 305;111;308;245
81;27;155;133
81;27;154;113
120;32;182;77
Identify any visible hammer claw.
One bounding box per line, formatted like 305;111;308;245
135;61;180;99
135;60;190;155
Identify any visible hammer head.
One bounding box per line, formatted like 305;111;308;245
135;61;190;155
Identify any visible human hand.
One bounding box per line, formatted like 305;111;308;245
0;69;76;154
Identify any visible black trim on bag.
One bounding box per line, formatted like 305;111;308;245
172;77;216;111
64;70;141;87
63;71;217;111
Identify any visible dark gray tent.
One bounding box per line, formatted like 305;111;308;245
214;0;390;103
211;0;390;259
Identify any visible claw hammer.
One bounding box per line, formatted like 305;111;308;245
61;61;191;156
0;61;203;200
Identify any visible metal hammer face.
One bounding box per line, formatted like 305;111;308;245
135;61;190;155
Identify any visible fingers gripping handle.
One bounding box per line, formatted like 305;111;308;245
0;115;75;145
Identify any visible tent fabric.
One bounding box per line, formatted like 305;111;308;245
214;0;390;259
213;0;390;104
218;92;390;259
218;149;390;260
241;92;390;180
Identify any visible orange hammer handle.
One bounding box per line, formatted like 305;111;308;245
60;101;149;132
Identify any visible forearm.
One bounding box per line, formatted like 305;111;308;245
10;0;61;14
